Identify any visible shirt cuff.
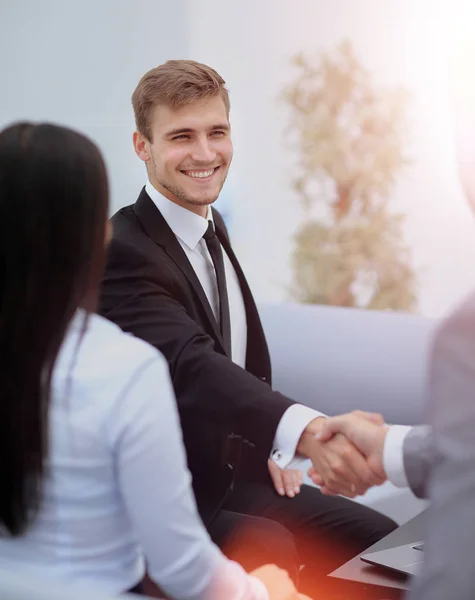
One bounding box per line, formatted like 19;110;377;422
270;404;325;469
383;425;413;488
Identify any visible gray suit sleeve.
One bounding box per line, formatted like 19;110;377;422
402;425;432;499
408;291;475;600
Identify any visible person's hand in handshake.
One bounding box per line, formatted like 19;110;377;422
296;412;386;498
307;411;389;496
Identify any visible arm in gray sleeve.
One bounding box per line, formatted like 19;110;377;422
402;425;433;499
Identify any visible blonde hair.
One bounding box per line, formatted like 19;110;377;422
132;60;230;141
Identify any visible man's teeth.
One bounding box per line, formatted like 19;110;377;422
186;169;215;178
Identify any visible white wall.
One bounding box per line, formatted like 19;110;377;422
188;0;475;318
0;0;188;213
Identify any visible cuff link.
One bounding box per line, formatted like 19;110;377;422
272;449;282;461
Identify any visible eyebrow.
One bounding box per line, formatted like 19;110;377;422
164;123;230;138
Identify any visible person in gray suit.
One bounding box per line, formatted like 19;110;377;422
309;288;475;600
307;47;475;596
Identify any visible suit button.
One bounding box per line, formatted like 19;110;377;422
272;450;282;461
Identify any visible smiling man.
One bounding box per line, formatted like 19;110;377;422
99;60;396;596
138;93;232;215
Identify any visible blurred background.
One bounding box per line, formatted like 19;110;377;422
1;0;473;318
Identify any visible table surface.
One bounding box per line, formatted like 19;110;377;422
330;509;427;592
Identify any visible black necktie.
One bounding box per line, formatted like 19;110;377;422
203;220;232;356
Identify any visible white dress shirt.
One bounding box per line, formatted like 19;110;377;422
0;312;267;600
383;425;412;488
145;181;322;469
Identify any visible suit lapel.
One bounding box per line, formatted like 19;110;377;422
133;189;226;352
212;209;272;382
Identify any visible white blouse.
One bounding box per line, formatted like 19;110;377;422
0;312;267;600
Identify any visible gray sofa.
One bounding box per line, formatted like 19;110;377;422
258;302;435;524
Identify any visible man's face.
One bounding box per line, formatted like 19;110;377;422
134;95;233;216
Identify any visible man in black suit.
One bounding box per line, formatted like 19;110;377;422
99;59;396;595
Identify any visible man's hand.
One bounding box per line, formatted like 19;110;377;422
307;411;389;495
268;459;303;498
297;415;386;498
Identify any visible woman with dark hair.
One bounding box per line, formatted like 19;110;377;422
0;123;307;600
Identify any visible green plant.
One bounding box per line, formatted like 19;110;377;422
283;40;417;311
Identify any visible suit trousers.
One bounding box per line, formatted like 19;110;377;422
208;480;397;598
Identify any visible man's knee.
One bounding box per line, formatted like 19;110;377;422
338;504;398;554
221;515;300;582
364;510;398;546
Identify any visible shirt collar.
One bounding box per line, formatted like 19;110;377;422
145;180;214;250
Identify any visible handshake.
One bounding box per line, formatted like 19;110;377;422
299;411;390;498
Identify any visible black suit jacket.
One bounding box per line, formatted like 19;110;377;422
99;189;295;524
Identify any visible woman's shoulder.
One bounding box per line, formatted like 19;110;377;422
55;311;168;394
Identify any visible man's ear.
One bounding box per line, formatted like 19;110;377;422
133;130;151;162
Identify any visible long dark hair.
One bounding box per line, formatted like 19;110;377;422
0;122;109;535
